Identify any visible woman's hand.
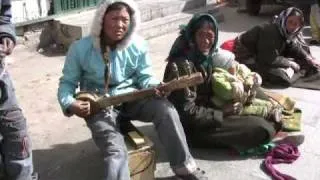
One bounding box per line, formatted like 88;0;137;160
68;100;91;118
288;60;300;72
154;82;172;98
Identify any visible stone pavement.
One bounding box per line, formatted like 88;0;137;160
7;5;320;180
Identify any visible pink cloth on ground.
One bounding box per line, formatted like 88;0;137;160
263;143;300;180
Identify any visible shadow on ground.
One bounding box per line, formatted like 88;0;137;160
136;123;264;162
37;45;68;57
33;123;264;180
33;139;103;180
219;5;285;34
156;176;179;180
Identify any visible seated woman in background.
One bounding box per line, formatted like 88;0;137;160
310;0;320;45
163;13;281;151
222;7;320;87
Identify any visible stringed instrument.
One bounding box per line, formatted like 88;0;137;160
75;72;203;115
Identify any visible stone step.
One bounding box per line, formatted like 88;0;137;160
56;0;207;25
53;0;216;37
139;3;225;39
138;0;207;22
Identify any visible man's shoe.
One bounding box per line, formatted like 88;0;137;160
272;131;305;146
32;172;39;180
0;172;38;180
177;168;208;180
309;40;320;45
237;9;248;13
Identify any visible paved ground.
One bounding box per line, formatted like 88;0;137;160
6;5;320;180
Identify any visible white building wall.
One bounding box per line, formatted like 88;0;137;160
12;0;50;23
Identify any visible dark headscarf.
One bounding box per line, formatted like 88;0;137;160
167;13;219;65
273;7;304;42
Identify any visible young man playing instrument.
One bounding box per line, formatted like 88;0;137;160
57;0;207;179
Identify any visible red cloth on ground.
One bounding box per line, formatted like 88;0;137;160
220;39;236;53
263;143;300;180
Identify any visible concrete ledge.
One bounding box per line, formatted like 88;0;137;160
139;0;206;22
17;0;227;52
15;0;207;36
14;7;97;36
139;3;226;39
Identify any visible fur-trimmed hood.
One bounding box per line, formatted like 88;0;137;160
90;0;140;50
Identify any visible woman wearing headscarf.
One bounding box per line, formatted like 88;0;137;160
163;13;280;151
310;0;320;45
229;7;320;86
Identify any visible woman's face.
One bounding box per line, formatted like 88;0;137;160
194;23;215;55
103;7;131;43
286;15;302;34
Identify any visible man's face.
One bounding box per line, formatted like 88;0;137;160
194;24;215;55
103;8;131;43
286;15;302;34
